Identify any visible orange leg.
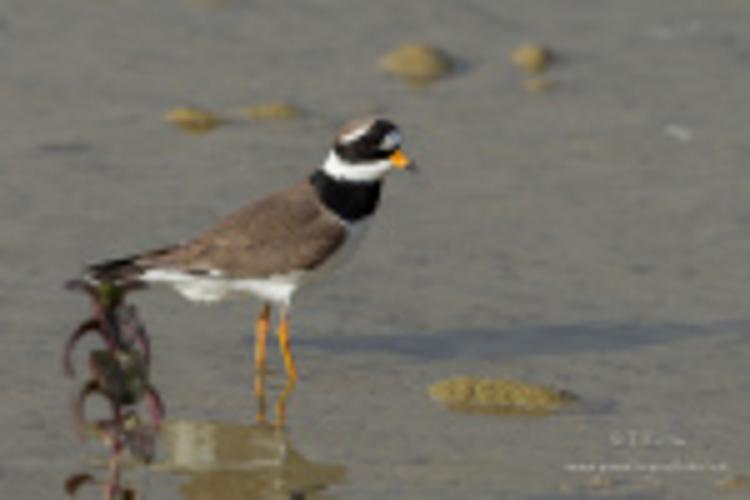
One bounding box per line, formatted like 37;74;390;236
253;367;296;427
277;307;298;380
253;370;268;424
254;303;271;373
275;377;296;428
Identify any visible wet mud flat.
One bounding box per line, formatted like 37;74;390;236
2;0;750;498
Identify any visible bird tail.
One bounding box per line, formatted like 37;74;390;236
85;254;147;283
84;246;178;283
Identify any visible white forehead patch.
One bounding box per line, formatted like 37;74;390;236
340;123;371;144
380;130;401;151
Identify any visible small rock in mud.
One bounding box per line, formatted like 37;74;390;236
164;107;225;133
523;77;557;93
428;375;576;416
511;43;552;73
378;43;453;86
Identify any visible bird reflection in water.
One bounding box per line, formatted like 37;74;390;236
158;414;346;498
62;279;345;499
152;373;345;499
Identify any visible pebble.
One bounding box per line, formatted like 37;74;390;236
164;107;224;133
378;43;453;86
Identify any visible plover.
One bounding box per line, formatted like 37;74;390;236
85;117;415;380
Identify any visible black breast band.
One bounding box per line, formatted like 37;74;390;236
309;170;382;222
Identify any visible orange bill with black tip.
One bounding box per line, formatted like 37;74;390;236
389;149;417;172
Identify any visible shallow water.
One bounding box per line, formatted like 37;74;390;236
2;0;750;498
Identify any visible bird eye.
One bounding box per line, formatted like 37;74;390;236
380;130;401;151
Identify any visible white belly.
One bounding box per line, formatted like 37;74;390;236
141;269;305;306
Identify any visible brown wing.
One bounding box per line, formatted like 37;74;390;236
140;181;346;278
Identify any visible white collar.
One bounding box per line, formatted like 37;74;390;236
321;151;391;182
